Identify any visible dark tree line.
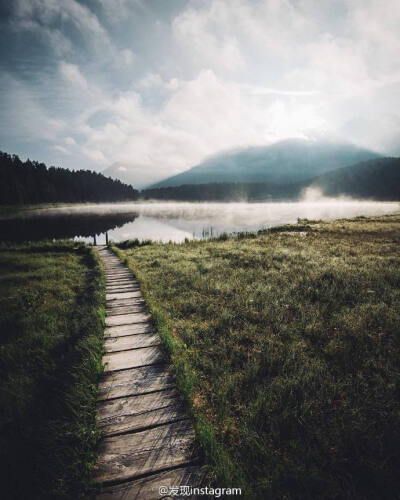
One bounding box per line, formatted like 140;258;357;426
142;181;304;201
0;152;139;204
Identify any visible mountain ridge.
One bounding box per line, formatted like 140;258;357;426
141;157;400;202
150;138;381;188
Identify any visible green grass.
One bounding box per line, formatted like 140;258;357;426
114;214;400;499
0;241;105;500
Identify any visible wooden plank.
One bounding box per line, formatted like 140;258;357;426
106;288;141;296
105;323;155;338
106;285;140;292
98;388;178;421
99;404;187;437
107;297;144;307
93;420;197;484
98;365;175;401
105;271;129;274
107;300;146;309
106;283;136;289
97;466;205;500
106;291;143;301
103;346;163;372
106;275;134;280
106;306;147;317
104;333;160;352
105;312;150;327
105;272;132;278
97;389;186;436
106;281;136;287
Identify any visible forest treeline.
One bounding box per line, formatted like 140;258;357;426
142;181;304;201
0;152;139;204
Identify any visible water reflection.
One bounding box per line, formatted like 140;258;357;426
0;212;138;243
1;201;399;243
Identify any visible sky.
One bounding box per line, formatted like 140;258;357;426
0;0;399;187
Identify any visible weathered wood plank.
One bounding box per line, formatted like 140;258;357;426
106;306;147;317
106;281;140;291
104;323;155;338
94;420;197;484
98;365;175;401
105;267;131;272
105;272;132;278
98;388;178;420
97;389;187;435
106;297;144;307
106;275;134;281
103;346;163;372
99;404;187;437
106;291;143;301
104;333;160;352
106;285;141;293
97;465;205;500
105;312;150;327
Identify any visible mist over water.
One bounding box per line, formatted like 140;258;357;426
105;200;400;243
2;199;399;244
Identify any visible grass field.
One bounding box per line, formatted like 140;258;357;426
0;241;105;500
114;214;400;499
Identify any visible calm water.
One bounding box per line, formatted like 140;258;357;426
1;201;399;243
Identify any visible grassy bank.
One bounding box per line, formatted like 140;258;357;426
0;241;105;499
114;215;400;499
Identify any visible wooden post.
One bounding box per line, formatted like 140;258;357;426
106;232;109;246
93;234;97;246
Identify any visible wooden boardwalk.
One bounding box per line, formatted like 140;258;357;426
94;247;203;499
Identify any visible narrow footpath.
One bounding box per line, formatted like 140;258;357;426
94;246;203;499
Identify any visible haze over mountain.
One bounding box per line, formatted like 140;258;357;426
310;157;400;200
150;139;380;188
142;157;400;202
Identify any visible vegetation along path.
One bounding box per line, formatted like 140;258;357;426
94;246;203;499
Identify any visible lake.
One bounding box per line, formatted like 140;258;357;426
1;200;399;243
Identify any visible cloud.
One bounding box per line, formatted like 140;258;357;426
172;3;245;72
59;62;88;90
120;48;134;65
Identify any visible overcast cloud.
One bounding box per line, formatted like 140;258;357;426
0;0;399;186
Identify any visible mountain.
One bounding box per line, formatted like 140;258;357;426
311;157;400;200
151;139;380;188
0;152;139;205
142;157;400;202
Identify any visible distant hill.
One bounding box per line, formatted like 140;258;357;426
0;152;139;205
311;157;400;200
142;157;400;201
151;139;380;188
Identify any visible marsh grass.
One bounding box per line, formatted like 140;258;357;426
115;214;400;499
0;241;105;499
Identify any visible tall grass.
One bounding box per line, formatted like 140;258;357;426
115;215;400;499
0;241;105;499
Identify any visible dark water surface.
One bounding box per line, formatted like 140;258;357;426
1;201;399;243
